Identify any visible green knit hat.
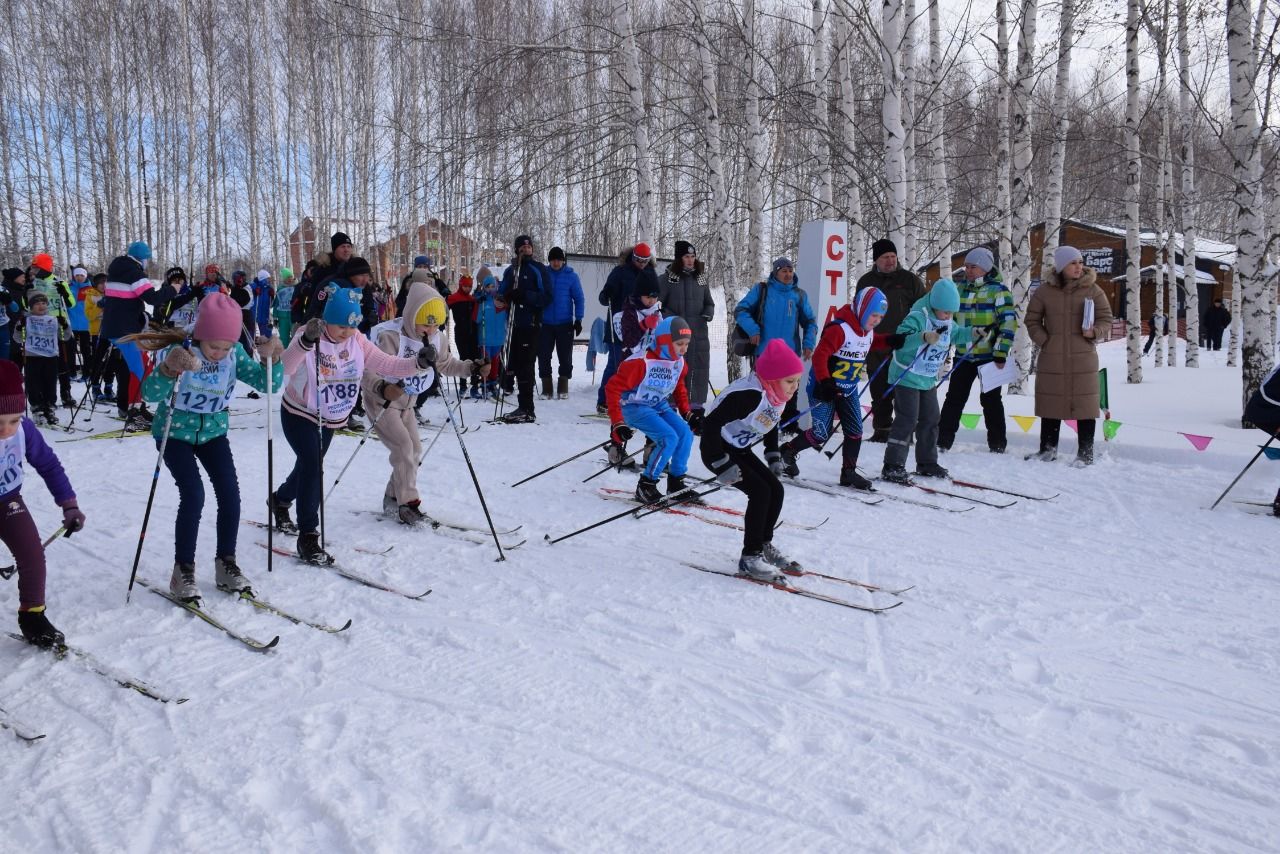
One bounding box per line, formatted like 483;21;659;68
279;267;294;280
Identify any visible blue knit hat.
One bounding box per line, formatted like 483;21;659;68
413;255;430;267
127;241;152;262
927;279;961;313
323;287;363;327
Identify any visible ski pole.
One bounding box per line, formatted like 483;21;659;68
67;338;111;429
0;528;65;580
439;383;506;561
544;476;723;545
317;335;326;551
126;337;191;603
1210;432;1277;510
265;327;276;572
513;440;612;487
582;442;644;484
494;258;521;421
328;402;392;500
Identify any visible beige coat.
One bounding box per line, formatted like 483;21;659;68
1025;266;1113;420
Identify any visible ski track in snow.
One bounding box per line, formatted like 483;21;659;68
1;341;1278;852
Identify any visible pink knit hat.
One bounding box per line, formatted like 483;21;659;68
193;292;244;342
0;359;25;414
754;339;805;380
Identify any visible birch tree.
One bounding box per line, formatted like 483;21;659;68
1125;0;1144;383
995;0;1013;265
881;0;908;250
1007;0;1037;394
1177;0;1200;367
1042;0;1076;268
927;0;951;279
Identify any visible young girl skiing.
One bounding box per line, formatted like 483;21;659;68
363;280;488;525
0;359;85;647
700;339;805;582
269;287;432;564
129;293;283;600
778;286;892;489
882;279;971;484
605;316;694;504
20;292;63;426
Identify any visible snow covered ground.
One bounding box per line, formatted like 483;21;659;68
2;339;1277;853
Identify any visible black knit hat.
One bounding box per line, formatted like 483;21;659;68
343;256;372;277
674;240;696;258
513;234;533;250
872;239;898;261
548;246;566;262
636;277;661;298
165;266;186;281
331;231;353;251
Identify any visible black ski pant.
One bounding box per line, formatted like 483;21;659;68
722;449;784;556
23;355;57;412
866;351;894;433
1040;417;1096;454
507;325;538;412
937;359;1007;451
538;323;574;379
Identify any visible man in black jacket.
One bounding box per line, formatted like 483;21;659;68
855;238;925;441
496;235;550;423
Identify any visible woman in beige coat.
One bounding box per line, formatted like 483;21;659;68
1024;245;1113;465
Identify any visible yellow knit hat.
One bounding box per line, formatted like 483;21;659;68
414;296;446;326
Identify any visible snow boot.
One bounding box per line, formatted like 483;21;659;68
41;407;59;426
596;402;608;415
1024;448;1058;462
634;475;663;505
295;532;334;565
268;492;298;534
915;462;950;479
666;474;705;506
397;501;429;526
540;375;553;399
214;556;252;594
557;376;569;399
1073;442;1095;467
498;407;536;424
169;562;199;601
761;542;802;575
17;608;64;648
880;465;914;485
778;434;809;478
738;552;785;584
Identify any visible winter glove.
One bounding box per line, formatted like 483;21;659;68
416;340;438;368
708;456;742;486
161;346;201;378
814;377;838;401
301;317;325;348
255;336;285;364
885;333;906;349
59;501;85;535
685;409;704;436
642;313;660;331
472;358;492;379
611;424;634;444
573;320;582;336
380;381;405;403
922;329;941;345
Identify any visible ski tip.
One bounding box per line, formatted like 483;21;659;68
173;697;191;705
334;619;354;632
411;589;433;600
256;635;281;651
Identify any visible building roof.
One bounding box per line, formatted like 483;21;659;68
1111;263;1218;284
1070;220;1237;267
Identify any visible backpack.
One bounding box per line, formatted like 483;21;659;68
731;280;768;357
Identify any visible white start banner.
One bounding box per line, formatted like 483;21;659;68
797;220;850;329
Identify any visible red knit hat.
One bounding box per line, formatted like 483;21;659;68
0;359;26;414
632;243;652;261
31;253;53;274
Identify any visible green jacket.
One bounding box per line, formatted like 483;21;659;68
955;268;1017;363
888;295;973;392
142;343;282;445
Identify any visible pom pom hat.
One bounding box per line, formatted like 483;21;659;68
193;292;245;342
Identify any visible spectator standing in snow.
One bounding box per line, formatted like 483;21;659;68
538;246;584;400
1204;299;1230;351
1024;245;1113;466
658;240;715;431
733;256;817;435
496;234;550;423
855;239;926;442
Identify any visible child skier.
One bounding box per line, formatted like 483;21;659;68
446;274;480;398
0;359;85;647
778;287;894;489
130;293;284;600
21;293;63;426
269;287;432;564
700;339;805;582
475;269;507;399
1244;364;1280;516
614;277;663;357
364;280;488;525
882;279;972;484
605;316;695;504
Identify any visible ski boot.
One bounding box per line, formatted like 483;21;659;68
634;475;663;505
215;556;252;594
915;462;950;479
17;608;64;649
557;376;569;399
778;435;809;478
880;465;914;485
382;494;399;516
761;542;803;575
42;407;60;426
295;532;334;566
268;491;299;534
666;474;705;506
397;501;429;526
245;390;261;400
840;467;875;490
498;408;535;424
738;552;785;584
169;562;199;601
766;451;785;476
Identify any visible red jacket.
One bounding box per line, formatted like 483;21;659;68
811;305;895;382
604;353;690;425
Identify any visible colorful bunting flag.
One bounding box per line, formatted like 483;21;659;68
1261;446;1280;461
1012;415;1037;433
1103;420;1122;441
1180;432;1213;451
960;413;981;430
1065;419;1078;433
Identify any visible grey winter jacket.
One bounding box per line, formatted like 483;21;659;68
658;261;715;407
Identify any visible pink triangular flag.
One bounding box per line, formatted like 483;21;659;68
1180;432;1213;451
863;405;872;417
1065;419;1078;433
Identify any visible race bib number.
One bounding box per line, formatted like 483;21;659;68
174;351;236;414
25;316;59;357
910;328;950;379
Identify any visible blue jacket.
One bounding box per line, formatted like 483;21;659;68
599;256;660;344
251;276;273;327
543;264;584;326
476;292;508;348
733;275;817;357
498;257;550;329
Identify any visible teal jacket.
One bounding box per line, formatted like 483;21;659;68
888;294;973;392
142;343;282;445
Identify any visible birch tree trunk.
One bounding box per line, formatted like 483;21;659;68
928;0;950;281
1177;0;1199;367
616;0;655;245
1042;0;1076;267
1125;0;1144;383
995;0;1012;265
881;0;908;251
812;0;833;216
1226;0;1268;412
743;0;766;287
901;0;917;264
1007;0;1037;395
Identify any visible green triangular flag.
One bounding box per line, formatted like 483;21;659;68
959;413;981;430
1103;419;1121;441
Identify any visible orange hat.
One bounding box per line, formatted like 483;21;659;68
632;243;652;261
31;253;53;273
